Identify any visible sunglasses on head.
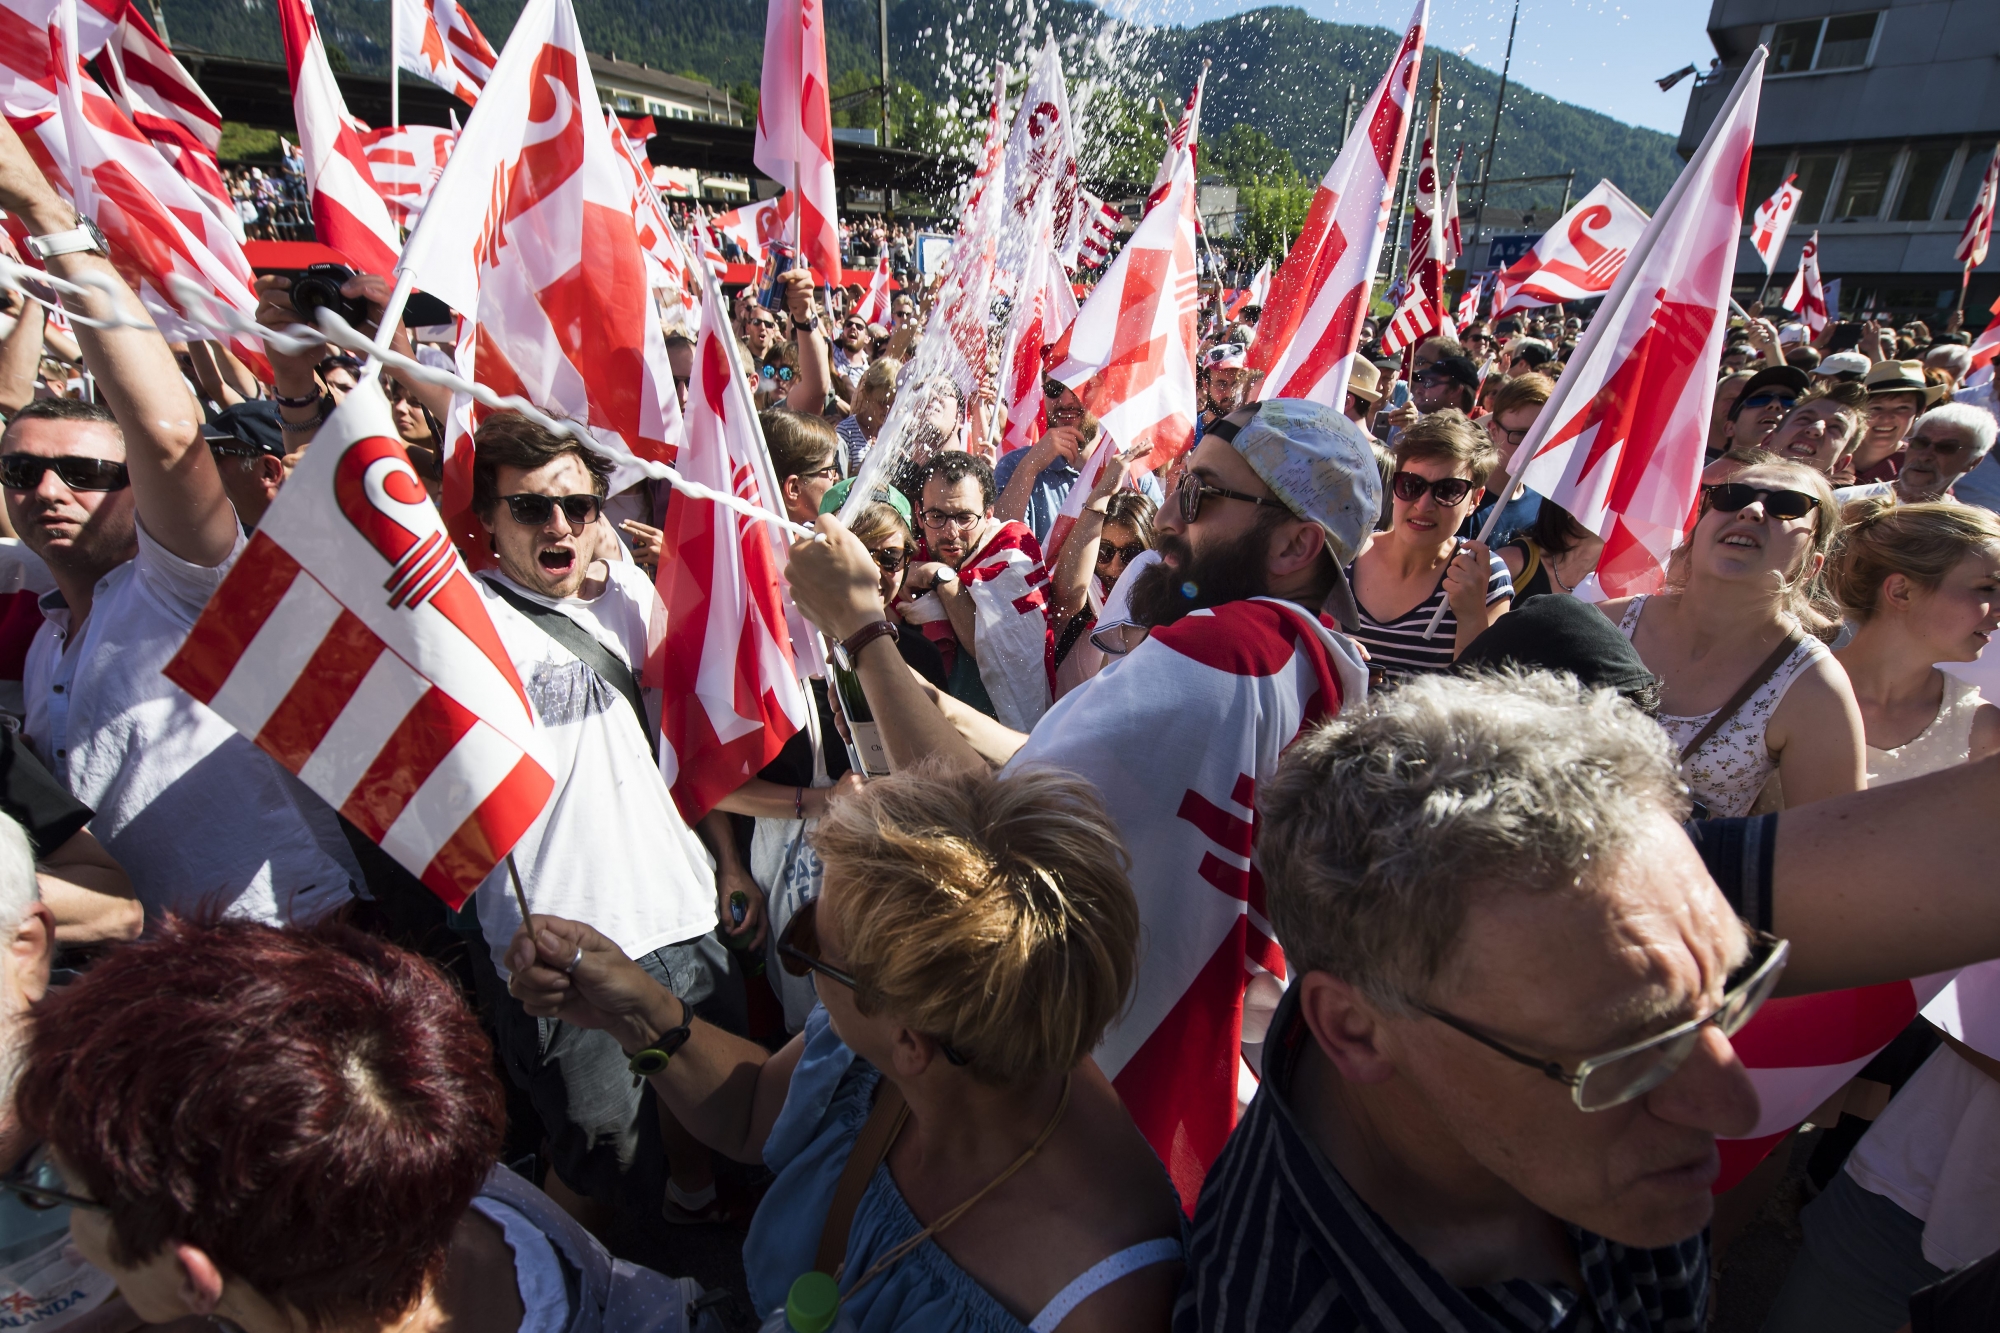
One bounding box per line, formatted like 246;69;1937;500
1096;541;1147;566
0;454;130;492
779;899;970;1065
1390;470;1477;507
1701;483;1817;521
500;493;604;527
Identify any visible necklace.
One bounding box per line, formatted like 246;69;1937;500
1549;552;1579;594
839;1072;1073;1298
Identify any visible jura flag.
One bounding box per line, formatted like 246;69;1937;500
1957;144;1998;269
97;2;237;242
1491;179;1650;316
1749;173;1801;273
753;0;838;283
360;124;455;228
1225;259;1270;320
1505;52;1767;599
855;252;892;323
1249;0;1426;409
275;0;400;273
163;379;554;909
395;0;497;107
1782;231;1828;335
709;192;792;267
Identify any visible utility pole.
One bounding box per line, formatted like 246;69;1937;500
1559;169;1574;216
150;2;171;45
1341;83;1355;143
1470;0;1521;273
877;0;892;148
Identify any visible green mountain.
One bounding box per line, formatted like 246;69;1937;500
159;0;1680;210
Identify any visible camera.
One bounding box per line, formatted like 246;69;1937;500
288;263;372;330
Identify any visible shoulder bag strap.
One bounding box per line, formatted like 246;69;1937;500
815;1078;909;1276
486;579;656;757
1678;627;1806;765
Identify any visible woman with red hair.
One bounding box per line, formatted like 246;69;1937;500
8;917;706;1333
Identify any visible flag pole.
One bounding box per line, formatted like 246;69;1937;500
1470;0;1521;275
505;851;531;921
365;269;419;380
1958;260;1972;318
390;0;401;129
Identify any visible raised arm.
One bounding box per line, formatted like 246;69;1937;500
778;269;831;416
0;295;44;417
0;121;234;566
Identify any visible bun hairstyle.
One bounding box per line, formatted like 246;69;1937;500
1828;498;2000;621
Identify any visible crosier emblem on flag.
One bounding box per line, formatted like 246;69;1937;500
275;0;401;274
395;0;498;107
708;192;792;267
753;0;838;283
164;380;554;910
1782;230;1828;335
1249;0;1426;408
1490;179;1649;317
361;124;456;229
1749;173;1801;272
1500;51;1767;600
654;261;807;823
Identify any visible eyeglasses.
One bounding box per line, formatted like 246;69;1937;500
1908;433;1970;456
750;317;779;330
920;508;981;531
1413;931;1788;1112
1174;469;1292;525
1740;392;1798;411
0;454;131;492
759;364;796;383
1096;541;1147;566
799;464;842;483
869;545;911;572
500;493;604;528
1701;483;1818;521
778;899;969;1066
0;1144;106;1214
1391;470;1478;507
1490;423;1532;447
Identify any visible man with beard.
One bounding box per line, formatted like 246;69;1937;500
1195;343;1257;442
786;399;1376;1206
994;379;1164;544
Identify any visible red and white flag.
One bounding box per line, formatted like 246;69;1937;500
1047;146;1201;471
855;251;892;323
96;2;236;242
1956;144;1998;269
928;64;1008;408
1969;293;2000;383
394;0;497;108
1782;230;1828;335
752;0;838;283
1505;51;1766;598
163;378;554;909
399;0;684;515
653;263;807;823
0;0;120;195
1225;258;1270;321
1249;0;1426;409
690;204;728;268
1749;173;1801;273
1072;189;1122;269
902;521;1053;732
999;246;1079;456
1008;597;1366;1207
1380;137;1452;357
1041;430;1125;572
275;0;401;273
44;0;269;377
1491;179;1650;317
1455;270;1489;333
360;123;455;229
709;192;791;266
616;113;654;158
1145;66;1205;215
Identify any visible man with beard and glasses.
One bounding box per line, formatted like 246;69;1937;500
785;399;1376;1208
1195;343;1258;444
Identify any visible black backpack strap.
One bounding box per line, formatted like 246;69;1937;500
486;578;656;757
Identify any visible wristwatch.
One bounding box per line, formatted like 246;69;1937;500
626;995;693;1080
25;217;108;261
831;619;898;671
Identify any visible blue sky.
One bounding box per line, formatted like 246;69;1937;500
1118;0;1719;135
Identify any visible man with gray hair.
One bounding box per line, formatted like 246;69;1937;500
1178;670;2000;1331
1837;402;1997;506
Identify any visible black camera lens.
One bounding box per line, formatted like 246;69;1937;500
289;263;371;330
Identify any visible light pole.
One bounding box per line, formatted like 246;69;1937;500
1469;0;1521;271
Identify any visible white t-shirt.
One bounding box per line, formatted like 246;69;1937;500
1846;1042;2000;1270
472;563;715;976
22;523;357;925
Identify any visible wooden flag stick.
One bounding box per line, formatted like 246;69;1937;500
505;852;531;922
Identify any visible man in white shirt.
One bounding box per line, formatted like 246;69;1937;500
463;414;735;1223
0;144;356;927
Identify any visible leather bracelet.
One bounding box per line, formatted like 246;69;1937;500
273;390;322;409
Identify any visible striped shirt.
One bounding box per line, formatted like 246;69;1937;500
1349;550;1514;678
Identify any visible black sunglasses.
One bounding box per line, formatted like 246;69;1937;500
1391;470;1477;506
1096;541;1147;566
500;493;603;527
0;1144;107;1214
1701;483;1817;521
1174;468;1291;525
1739;391;1797;411
778;899;970;1066
0;454;131;492
869;545;911;572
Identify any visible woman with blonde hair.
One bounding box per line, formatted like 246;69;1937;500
507;764;1183;1332
1599;458;1865;816
1829;498;2000;783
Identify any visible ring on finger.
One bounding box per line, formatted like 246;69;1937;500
564;944;584;975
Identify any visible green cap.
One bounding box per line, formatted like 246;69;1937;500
820;477;912;523
786;1272;842;1333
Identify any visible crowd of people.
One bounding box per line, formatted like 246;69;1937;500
222;163;313;242
4;106;2000;1333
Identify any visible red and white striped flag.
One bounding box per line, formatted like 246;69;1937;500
1225;258;1270;321
1505;51;1765;598
1969;293;2000;383
691;204;728;268
1145;67;1204;216
1000;245;1080;456
163;379;554;909
1782;230;1828;335
1491;179;1650;317
0;0;122;196
855;251;892;323
44;0;269;378
276;0;400;273
96;1;236;242
653;263;807;823
1380;136;1451;357
1249;0;1426;409
616;114;654;158
400;0;683;516
394;0;497;108
1048;141;1201;471
1041;430;1126;572
360;123;455;228
1749;173;1801;273
1073;190;1121;268
1455;270;1488;333
1956;144;1998;269
603;108;695;332
752;0;838;283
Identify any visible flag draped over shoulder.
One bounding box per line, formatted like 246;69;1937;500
275;0;400;274
164;379;553;910
1248;0;1426;408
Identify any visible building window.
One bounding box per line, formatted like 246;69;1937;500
1833;146;1897;220
1769;12;1879;75
1745;149;1789;213
1793;151;1841;224
1895;143;1958;222
1947;143;1999;220
647;101;668;116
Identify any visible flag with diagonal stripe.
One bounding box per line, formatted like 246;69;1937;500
165;379;553;908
